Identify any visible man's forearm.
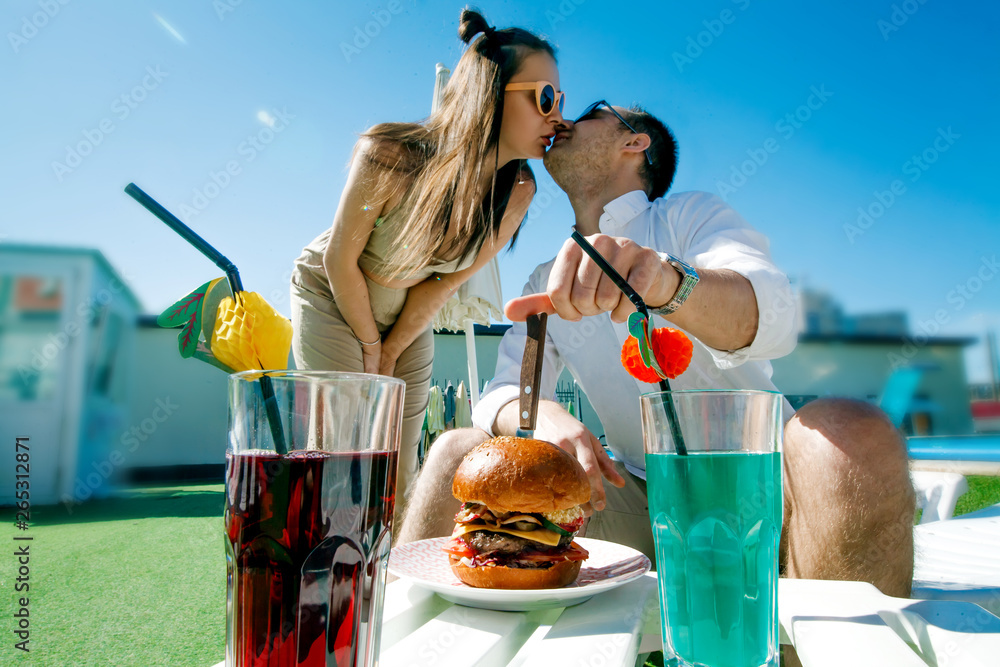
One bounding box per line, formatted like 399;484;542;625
492;398;563;436
492;399;522;437
661;267;758;351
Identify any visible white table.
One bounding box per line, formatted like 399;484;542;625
213;575;1000;666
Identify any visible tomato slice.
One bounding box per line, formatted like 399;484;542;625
441;536;475;559
558;516;585;533
566;541;589;561
517;541;590;563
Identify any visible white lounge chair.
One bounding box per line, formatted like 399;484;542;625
912;470;969;523
913;501;1000;616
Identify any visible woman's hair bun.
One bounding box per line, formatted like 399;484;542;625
458;8;492;44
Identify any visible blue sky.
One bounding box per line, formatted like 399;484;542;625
2;0;998;381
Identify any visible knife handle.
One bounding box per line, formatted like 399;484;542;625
519;313;548;433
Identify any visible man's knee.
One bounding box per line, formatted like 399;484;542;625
423;428;490;473
786;398;914;519
786;397;907;470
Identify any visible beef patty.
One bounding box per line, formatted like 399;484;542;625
465;529;572;555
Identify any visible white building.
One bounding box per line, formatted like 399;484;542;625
0;245;140;506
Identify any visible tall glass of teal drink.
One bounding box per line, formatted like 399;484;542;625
641;390;783;667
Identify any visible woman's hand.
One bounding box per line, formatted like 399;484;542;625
360;340;381;375
378;354;397;378
378;339;401;377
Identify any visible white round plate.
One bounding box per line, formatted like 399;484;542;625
388;536;650;611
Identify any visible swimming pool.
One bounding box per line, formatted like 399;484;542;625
908;435;1000;462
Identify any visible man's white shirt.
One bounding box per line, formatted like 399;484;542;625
473;190;799;479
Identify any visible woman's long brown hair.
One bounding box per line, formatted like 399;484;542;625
358;9;555;277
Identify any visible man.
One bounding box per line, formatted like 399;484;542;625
398;101;915;600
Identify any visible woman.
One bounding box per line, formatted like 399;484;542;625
290;9;565;518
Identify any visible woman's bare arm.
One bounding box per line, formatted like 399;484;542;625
322;138;399;372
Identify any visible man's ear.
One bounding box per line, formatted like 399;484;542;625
622;132;651;157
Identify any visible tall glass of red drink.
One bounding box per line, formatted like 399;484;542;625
225;371;405;667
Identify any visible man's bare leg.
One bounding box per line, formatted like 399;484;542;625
396;428;491;545
779;398;914;667
781;397;915;597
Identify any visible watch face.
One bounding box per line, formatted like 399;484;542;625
670;257;697;278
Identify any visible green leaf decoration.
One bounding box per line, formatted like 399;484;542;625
626;312;667;379
157;280;213;359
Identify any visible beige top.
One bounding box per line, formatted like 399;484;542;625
358;210;477;278
292;159;527;302
291;209;476;302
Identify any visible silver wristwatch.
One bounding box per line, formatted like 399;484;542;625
650;253;699;316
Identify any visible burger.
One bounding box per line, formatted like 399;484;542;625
442;435;591;589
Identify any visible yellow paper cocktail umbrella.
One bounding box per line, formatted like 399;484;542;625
212;291;293;372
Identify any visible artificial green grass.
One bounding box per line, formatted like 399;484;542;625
2;483;226;667
954;475;1000;517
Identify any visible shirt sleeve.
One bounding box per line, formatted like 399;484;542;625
472;266;566;436
668;192;799;367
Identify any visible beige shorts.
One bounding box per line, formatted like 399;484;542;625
289;275;433;520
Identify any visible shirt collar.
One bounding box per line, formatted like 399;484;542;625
598;190;653;232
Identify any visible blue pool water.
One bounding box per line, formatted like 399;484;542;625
907;435;1000;462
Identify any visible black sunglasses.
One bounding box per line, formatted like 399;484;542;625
575;100;653;165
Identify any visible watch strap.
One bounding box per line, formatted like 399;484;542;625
651;253;699;316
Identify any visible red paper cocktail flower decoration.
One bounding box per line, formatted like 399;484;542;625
620;327;693;383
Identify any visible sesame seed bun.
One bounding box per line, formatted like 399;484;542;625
451;436;590;513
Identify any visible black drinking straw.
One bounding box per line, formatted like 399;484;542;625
571;231;688;456
124;183;288;455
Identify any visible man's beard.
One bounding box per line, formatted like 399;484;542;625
543;136;616;198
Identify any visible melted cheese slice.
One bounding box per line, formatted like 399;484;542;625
453;522;562;547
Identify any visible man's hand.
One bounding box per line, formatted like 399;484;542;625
521;401;626;514
506;234;679;323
